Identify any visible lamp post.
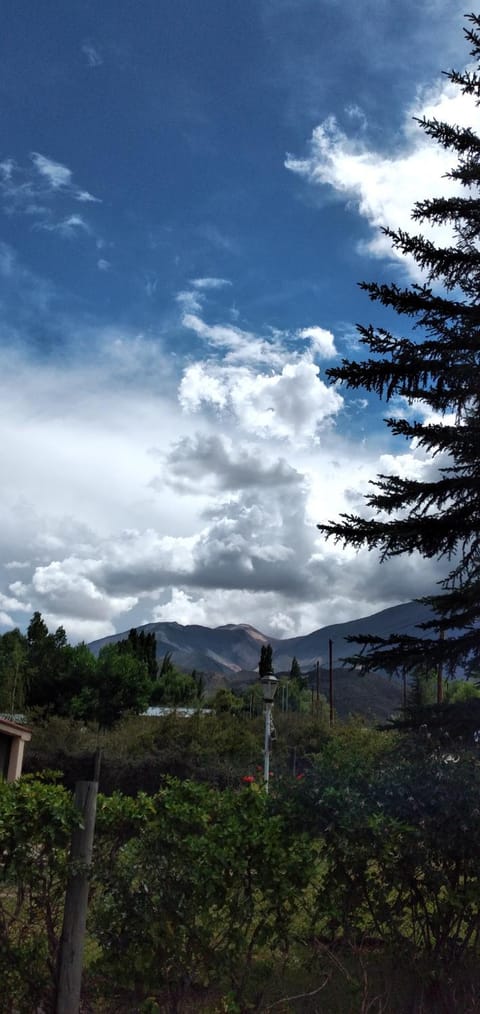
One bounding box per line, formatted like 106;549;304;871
261;668;278;794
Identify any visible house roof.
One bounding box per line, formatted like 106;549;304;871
0;715;32;740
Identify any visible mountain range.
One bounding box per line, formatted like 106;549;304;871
89;600;432;676
88;601;435;720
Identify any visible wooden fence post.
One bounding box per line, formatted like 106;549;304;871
55;751;100;1014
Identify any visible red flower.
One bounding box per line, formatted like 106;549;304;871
296;773;305;780
242;775;255;783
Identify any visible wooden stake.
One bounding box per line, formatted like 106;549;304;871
56;751;101;1014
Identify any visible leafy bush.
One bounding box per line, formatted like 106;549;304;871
0;775;79;1012
91;778;314;1009
289;743;480;965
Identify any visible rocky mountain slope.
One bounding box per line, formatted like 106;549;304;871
87;602;439;719
88;600;433;677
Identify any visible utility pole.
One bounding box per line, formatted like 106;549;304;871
437;629;445;704
261;671;278;795
329;639;334;727
316;660;320;708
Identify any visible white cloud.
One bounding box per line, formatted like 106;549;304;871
31;559;138;621
0;592;31;613
31;152;73;190
180;359;343;441
0;351;444;641
31;152;99;202
182;311;287;366
191;277;232;289
297;325;337;358
179;362;228;411
286;79;478;276
38;214;90;238
0;259;449;643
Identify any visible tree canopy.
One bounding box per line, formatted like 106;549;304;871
319;15;480;676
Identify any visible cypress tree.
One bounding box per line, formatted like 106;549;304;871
319;15;480;675
290;656;302;684
259;644;274;677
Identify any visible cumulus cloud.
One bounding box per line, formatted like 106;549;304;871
0;389;446;642
31;558;138;621
161;433;300;493
180;359;343;441
0;257;449;642
286;79;478;275
297;325;337;358
177;292;344;449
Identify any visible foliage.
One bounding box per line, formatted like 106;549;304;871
210;687;244;715
318;15;480;676
150;663;198;707
446;678;480;703
25;710;267;792
8;715;480;1010
287;742;480;967
290;655;302;682
25;611;70;713
310;717;394;778
0;613;160;727
91;777;314;1008
276;675;311;713
0;628;28;714
0;775;79;1013
406;667;437;713
117;627;158;679
78;644;153;729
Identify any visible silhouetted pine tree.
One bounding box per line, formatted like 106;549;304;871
319;15;480;675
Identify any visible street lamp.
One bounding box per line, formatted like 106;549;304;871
261;668;278;793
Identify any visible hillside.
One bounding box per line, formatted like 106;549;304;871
88;601;433;676
86;601;434;720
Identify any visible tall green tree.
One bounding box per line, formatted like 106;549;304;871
117;628;158;679
319;15;480;676
258;643;273;677
25;612;69;712
88;644;152;729
150;664;197;707
289;656;302;684
0;629;28;714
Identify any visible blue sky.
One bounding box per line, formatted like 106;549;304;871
0;0;472;643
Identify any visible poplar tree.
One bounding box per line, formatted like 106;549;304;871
259;644;274;677
319;14;480;675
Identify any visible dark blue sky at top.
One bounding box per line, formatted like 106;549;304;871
0;0;463;358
